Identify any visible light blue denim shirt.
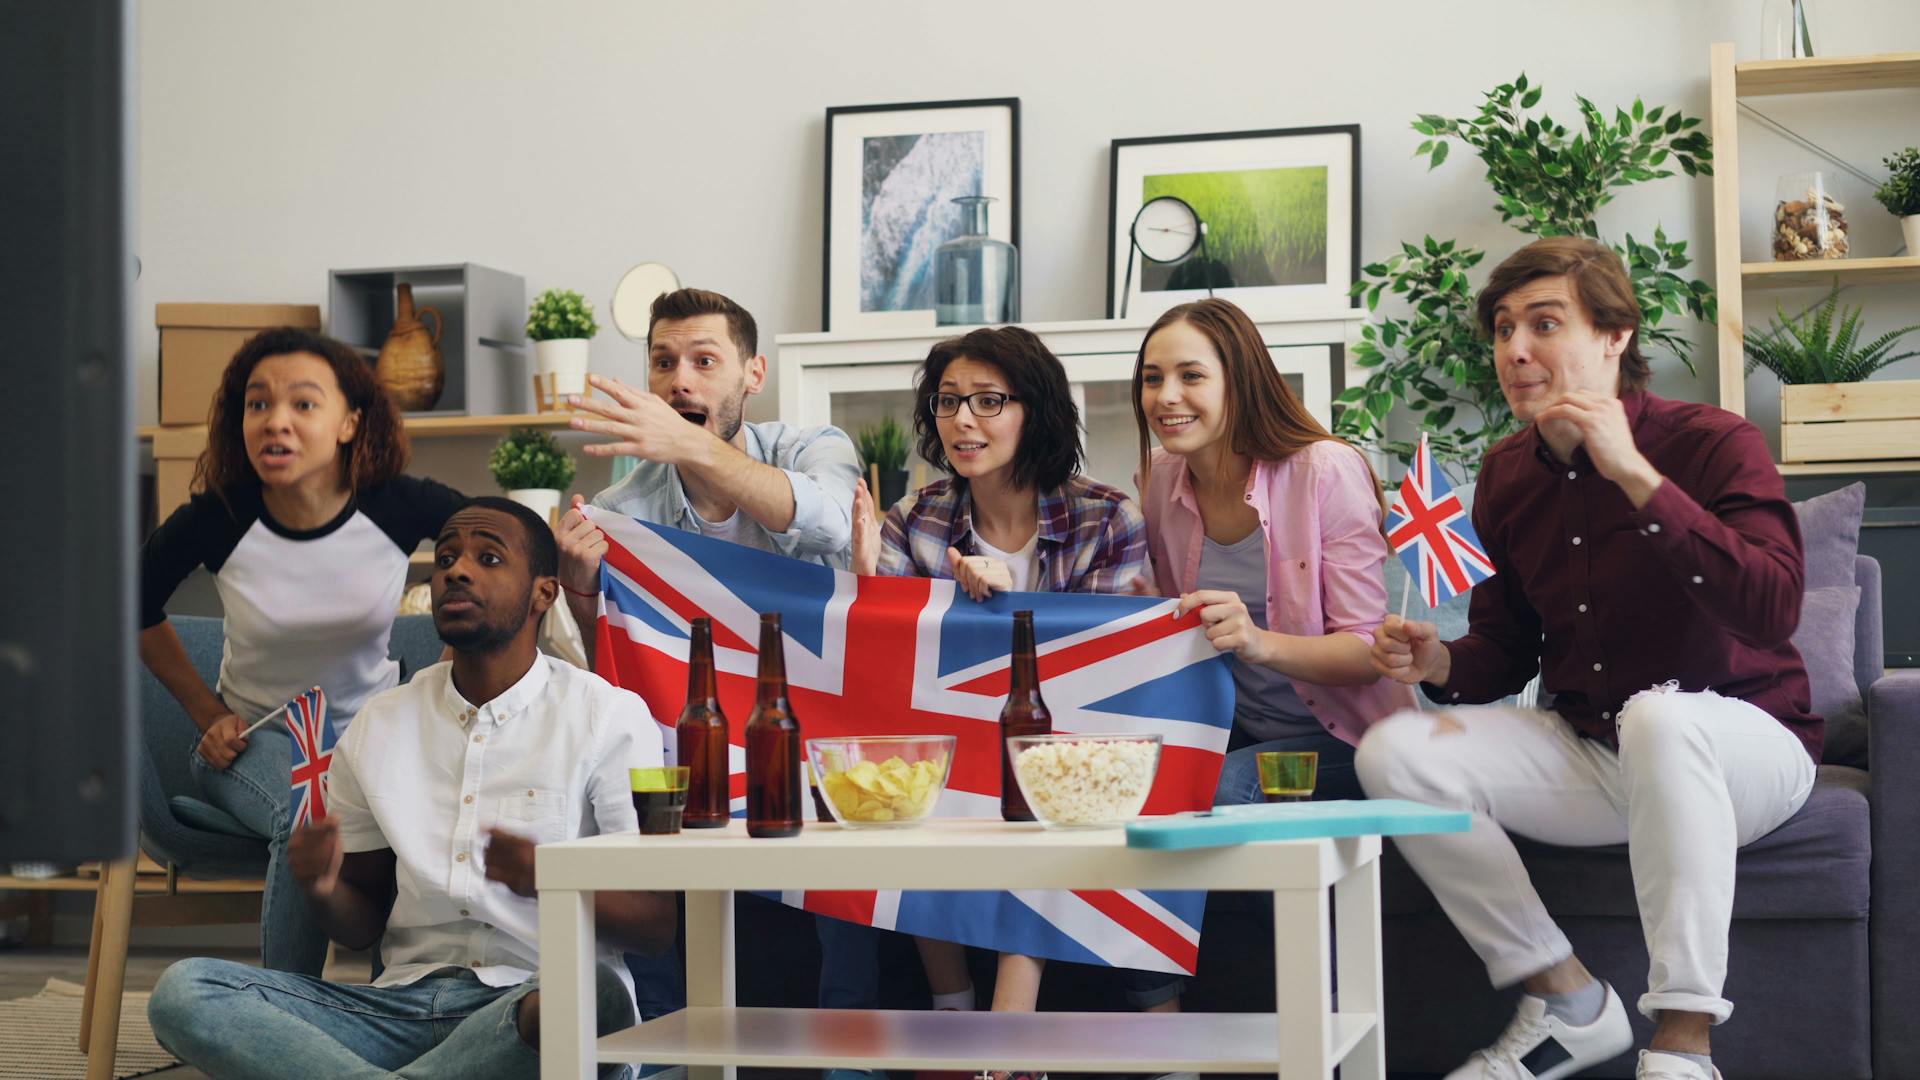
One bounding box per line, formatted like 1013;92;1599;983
589;419;860;569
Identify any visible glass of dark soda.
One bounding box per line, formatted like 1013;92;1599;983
631;766;691;835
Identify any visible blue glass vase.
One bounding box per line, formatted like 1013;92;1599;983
934;196;1019;326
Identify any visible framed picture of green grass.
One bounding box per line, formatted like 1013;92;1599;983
1107;125;1359;321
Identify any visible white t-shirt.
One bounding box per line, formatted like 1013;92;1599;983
139;477;467;725
328;653;664;997
686;502;774;554
972;530;1041;594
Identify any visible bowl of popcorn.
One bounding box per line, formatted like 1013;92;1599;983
1007;733;1163;829
806;735;956;828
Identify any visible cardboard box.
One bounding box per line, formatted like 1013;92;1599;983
156;302;321;426
151;426;209;523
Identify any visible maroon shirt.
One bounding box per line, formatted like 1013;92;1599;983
1433;391;1822;762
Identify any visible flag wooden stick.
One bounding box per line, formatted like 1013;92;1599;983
1399;578;1412;621
239;702;290;738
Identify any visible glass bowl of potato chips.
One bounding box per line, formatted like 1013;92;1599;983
806;735;956;828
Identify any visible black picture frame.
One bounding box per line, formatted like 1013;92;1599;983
823;97;1021;332
1106;124;1361;320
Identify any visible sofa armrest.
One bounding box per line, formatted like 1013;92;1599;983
1869;669;1920;1078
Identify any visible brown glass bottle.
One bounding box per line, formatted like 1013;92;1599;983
745;612;803;837
678;617;731;828
1000;610;1052;821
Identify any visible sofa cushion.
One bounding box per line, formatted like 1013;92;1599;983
1796;586;1869;766
1794;481;1865;590
1383;767;1869;920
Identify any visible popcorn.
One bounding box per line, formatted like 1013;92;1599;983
1012;738;1158;827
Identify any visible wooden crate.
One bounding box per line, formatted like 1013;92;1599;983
1779;379;1920;463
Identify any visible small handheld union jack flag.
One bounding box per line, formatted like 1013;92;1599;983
1386;432;1497;611
284;687;335;831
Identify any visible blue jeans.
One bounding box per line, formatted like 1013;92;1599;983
187;725;329;975
1119;730;1361;1007
815;915;881;1009
148;957;635;1079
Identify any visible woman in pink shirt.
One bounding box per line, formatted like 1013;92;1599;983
1134;298;1413;806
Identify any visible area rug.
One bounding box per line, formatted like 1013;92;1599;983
0;978;177;1078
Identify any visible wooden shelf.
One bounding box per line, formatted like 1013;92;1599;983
1779;459;1920;476
596;1007;1377;1073
1743;256;1920;290
137;411;577;441
1735;52;1920;97
0;873;262;894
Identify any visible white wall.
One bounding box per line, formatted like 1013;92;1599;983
136;0;1920;499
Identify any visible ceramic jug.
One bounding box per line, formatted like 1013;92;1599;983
376;283;444;410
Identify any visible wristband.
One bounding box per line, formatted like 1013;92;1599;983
561;583;598;599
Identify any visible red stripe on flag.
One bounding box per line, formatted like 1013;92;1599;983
1069;889;1199;973
804;890;879;924
947;609;1201;697
602;540;757;653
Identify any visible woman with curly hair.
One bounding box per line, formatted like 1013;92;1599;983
139;327;465;975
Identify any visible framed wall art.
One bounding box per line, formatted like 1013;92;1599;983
1107;124;1359;321
824;98;1020;332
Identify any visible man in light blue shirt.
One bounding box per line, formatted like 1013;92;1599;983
554;288;876;1053
557;287;860;656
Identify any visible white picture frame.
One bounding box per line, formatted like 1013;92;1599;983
824;98;1020;333
1107;125;1360;322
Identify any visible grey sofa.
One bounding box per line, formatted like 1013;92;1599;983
1379;553;1918;1079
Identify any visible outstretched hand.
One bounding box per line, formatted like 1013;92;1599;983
851;479;881;576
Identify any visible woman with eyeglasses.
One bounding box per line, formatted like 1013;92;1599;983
849;325;1148;1058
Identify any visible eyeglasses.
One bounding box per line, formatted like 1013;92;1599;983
927;391;1020;418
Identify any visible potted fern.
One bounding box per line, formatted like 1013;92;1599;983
1873;146;1920;258
857;416;911;507
489;428;577;527
1746;286;1920;463
526;288;600;408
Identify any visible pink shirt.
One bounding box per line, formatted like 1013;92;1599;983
1138;441;1416;745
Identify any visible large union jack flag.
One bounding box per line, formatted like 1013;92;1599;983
1386;431;1497;609
586;509;1234;974
284;686;335;831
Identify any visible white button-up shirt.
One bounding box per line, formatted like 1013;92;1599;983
329;653;662;993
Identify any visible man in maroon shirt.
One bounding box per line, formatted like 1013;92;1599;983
1357;238;1820;1080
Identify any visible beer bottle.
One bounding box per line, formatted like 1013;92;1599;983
1000;610;1052;821
678;617;730;829
745;612;803;837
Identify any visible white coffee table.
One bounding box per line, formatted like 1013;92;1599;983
536;819;1385;1080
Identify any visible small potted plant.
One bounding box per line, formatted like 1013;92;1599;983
1873;146;1920;259
1745;285;1920;463
489;428;577;527
526;287;600;408
857;416;911;507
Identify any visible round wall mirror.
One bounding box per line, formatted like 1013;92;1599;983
610;262;682;343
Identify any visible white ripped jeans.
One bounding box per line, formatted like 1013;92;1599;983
1354;685;1816;1023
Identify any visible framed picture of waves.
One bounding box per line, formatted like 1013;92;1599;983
824;98;1020;332
1106;125;1359;321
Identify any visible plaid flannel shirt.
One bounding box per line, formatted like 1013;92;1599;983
877;475;1148;594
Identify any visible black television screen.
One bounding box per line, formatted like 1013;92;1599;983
0;0;136;863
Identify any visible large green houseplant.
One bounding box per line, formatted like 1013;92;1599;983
1335;75;1716;475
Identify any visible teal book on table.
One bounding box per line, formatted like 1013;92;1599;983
1124;798;1471;850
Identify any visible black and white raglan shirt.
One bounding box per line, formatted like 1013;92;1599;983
140;477;466;727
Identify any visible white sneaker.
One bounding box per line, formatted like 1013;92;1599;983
1636;1050;1723;1080
1444;983;1633;1080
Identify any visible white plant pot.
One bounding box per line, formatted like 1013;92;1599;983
533;338;591;398
1904;215;1920;260
506;488;563;530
